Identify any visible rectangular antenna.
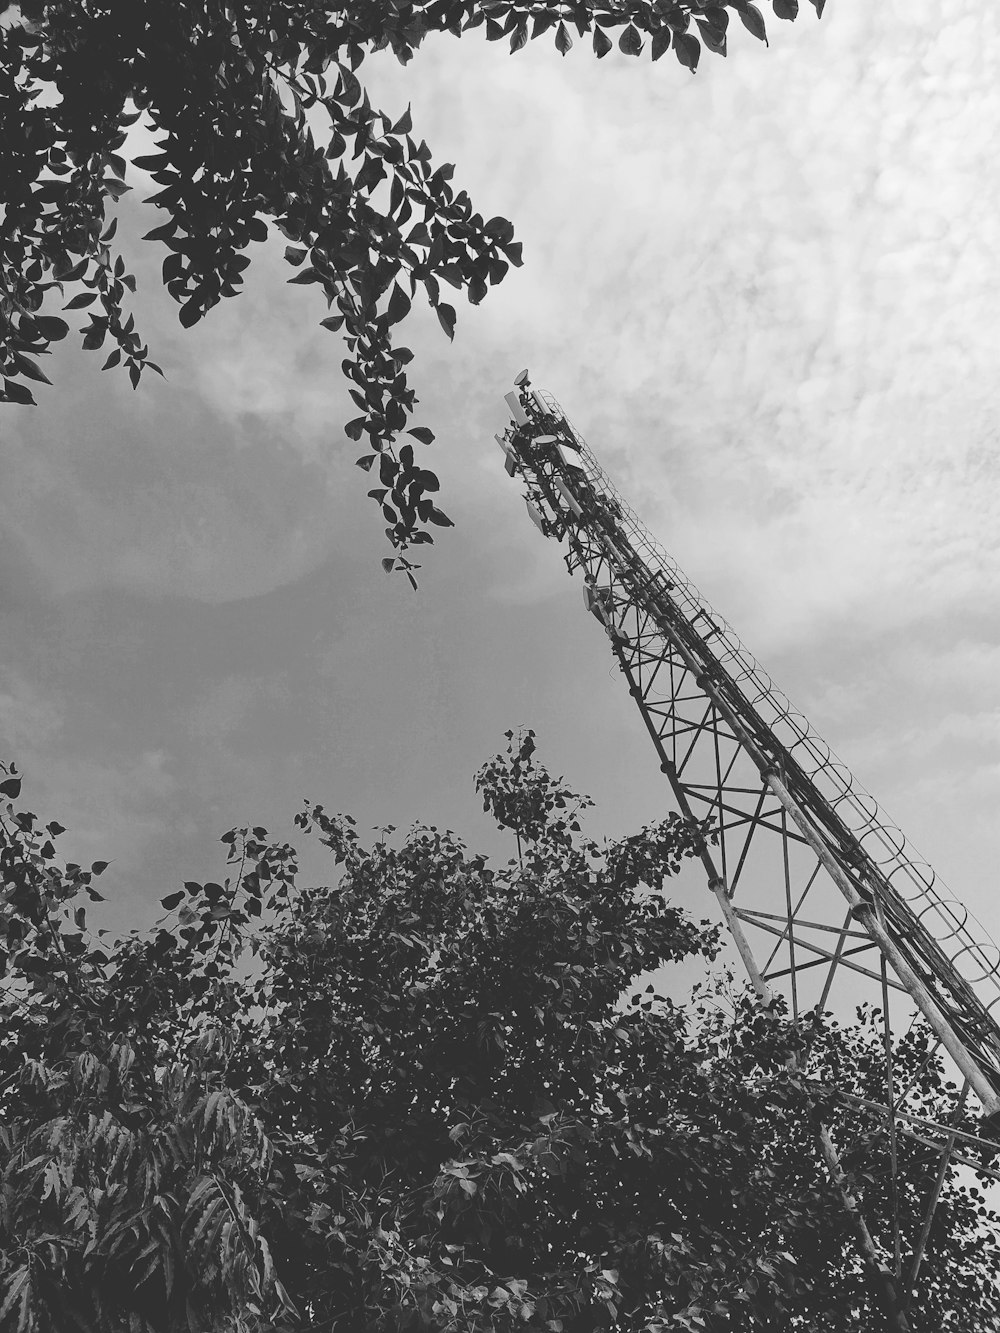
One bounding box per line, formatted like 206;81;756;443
504;392;529;427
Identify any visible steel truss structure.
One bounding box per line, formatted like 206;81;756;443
496;373;1000;1326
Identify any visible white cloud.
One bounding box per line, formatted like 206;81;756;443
360;0;1000;653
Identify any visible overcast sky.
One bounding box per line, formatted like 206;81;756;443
3;0;1000;987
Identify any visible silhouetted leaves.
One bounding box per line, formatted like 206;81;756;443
697;10;730;55
674;32;701;70
387;283;411;324
2;381;36;405
0;0;822;550
619;23;643;55
651;28;673;60
738;1;769;42
34;316;69;342
593;25;614;57
436;302;457;341
1;743;998;1331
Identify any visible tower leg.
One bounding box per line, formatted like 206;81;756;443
814;1123;911;1331
618;654;914;1329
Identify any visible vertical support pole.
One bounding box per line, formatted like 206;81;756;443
903;1081;971;1307
781;806;799;1020
814;1125;911;1332
880;952;903;1280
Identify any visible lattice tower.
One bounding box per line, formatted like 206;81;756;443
495;372;1000;1327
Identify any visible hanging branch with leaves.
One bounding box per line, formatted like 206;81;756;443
1;0;824;571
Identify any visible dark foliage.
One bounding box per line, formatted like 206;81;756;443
1;733;996;1332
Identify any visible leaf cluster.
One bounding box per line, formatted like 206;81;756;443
3;0;822;562
2;739;996;1332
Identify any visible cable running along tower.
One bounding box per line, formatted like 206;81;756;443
496;372;1000;1327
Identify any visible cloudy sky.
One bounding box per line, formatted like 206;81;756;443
3;0;1000;985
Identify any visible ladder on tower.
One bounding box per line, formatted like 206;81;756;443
495;371;1000;1326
